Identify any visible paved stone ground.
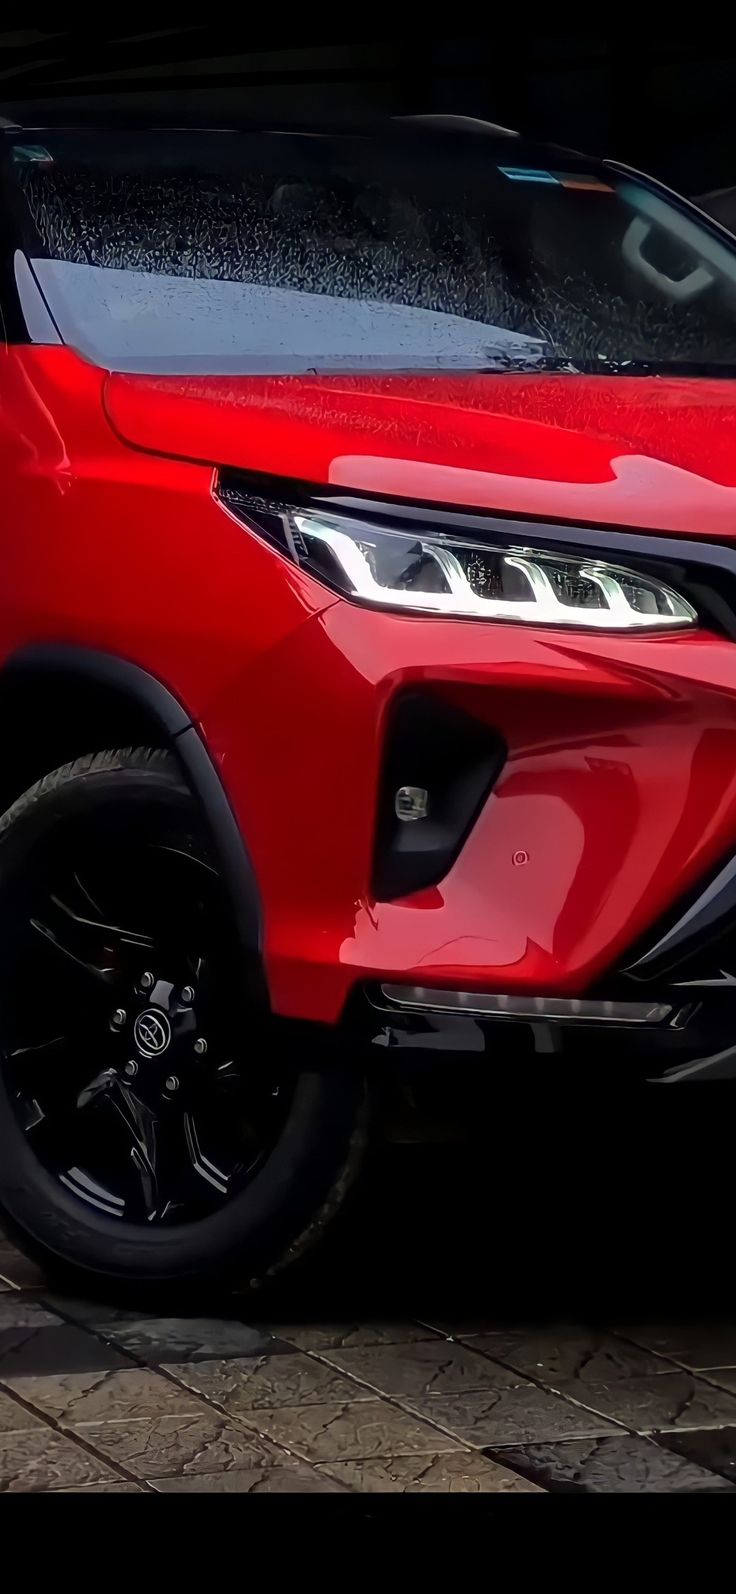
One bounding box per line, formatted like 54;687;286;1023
2;1098;736;1494
2;1234;736;1493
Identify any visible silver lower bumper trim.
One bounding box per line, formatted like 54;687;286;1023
379;985;674;1025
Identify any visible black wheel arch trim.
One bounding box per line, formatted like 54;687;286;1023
624;847;736;982
1;644;267;1007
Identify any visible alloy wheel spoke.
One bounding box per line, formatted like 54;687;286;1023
72;869;105;916
76;1066;118;1109
51;892;155;950
31;907;119;988
183;1110;231;1197
30;859;157;995
8;1034;66;1060
12;1038;96;1127
107;1081;160;1220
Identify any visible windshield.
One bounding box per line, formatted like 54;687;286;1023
6;129;736;375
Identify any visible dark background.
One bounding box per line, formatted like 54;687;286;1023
0;27;735;200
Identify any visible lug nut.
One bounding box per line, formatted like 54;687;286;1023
193;1037;207;1056
181;985;195;1005
165;1075;179;1092
140;972;155;992
111;1008;127;1028
124;1060;138;1078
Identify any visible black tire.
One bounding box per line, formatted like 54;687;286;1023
0;748;369;1292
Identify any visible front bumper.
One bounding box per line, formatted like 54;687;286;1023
201;553;736;1026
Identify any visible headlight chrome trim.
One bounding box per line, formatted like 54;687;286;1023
217;473;710;634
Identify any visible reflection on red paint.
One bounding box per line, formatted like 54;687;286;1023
4;344;736;1024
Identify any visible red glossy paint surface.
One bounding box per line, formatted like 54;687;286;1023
107;370;736;537
5;345;736;1024
203;612;736;1020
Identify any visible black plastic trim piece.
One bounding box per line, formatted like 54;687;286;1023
5;644;192;735
625;851;736;982
2;645;267;1005
373;690;506;899
654;1043;736;1083
174;721;267;1003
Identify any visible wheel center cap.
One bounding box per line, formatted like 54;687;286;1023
134;1010;172;1058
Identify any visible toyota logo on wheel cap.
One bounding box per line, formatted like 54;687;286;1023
134;1010;172;1057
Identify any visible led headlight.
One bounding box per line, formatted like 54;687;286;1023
287;512;696;629
218;484;697;630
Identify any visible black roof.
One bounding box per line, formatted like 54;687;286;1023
0;107;595;170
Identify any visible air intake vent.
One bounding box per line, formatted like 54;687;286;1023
373;692;505;900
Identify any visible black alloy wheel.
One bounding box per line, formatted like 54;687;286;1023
0;749;368;1288
3;778;286;1227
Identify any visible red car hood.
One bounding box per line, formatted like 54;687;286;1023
104;371;736;539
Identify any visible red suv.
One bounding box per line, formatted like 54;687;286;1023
2;114;736;1290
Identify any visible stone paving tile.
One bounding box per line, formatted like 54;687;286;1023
4;1367;203;1426
319;1340;520;1398
8;1220;736;1492
656;1425;736;1485
167;1353;376;1410
47;1307;290;1364
236;1400;467;1463
151;1464;346;1493
700;1368;736;1394
403;1386;621;1448
40;1295;133;1323
272;1321;440;1352
80;1412;287;1478
0;1388;45;1433
420;1319;532;1340
556;1372;736;1433
318;1452;544;1493
0;1428;121;1492
495;1435;736;1493
0;1246;45;1290
466;1328;674;1383
47;1481;145;1494
0;1299;60;1330
615;1322;736;1371
0;1323;130;1379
